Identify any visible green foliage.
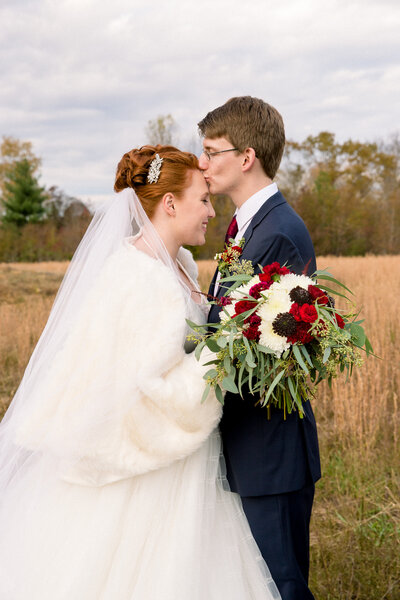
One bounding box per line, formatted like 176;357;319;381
0;212;91;262
310;443;400;599
2;159;47;226
0;135;41;199
279;132;400;256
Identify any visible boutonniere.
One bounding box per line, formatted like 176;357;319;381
214;238;254;278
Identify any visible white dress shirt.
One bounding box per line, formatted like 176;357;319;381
214;183;278;295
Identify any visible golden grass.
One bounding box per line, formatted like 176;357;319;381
1;255;399;447
0;256;399;598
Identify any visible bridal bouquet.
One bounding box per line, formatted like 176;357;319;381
189;261;373;418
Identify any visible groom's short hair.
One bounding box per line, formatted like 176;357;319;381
198;96;285;179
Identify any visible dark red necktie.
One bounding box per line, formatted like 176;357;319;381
224;215;238;246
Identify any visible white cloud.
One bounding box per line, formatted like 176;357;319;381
0;0;399;196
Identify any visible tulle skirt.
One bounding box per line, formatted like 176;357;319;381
0;430;280;599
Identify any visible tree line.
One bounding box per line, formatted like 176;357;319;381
0;136;91;261
0;123;399;262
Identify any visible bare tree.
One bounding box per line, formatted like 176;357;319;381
145;114;177;145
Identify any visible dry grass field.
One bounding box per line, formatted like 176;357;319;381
1;256;399;599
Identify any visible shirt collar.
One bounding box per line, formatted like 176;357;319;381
235;182;278;232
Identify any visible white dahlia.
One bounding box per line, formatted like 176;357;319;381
258;288;292;323
273;273;313;294
259;319;291;357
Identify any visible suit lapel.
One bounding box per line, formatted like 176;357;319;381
241;191;286;253
208;191;287;308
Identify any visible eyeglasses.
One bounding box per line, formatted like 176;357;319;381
202;148;238;161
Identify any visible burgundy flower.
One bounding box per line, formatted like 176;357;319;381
259;262;291;283
287;322;314;344
289;303;302;322
243;314;261;341
218;296;232;307
297;322;314;344
334;313;345;329
308;284;329;306
299;303;318;323
289;286;312;305
234;299;256;316
249;281;271;299
272;312;297;337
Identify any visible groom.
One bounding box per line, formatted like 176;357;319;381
198;96;321;600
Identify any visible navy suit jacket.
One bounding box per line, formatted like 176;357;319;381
208;191;321;497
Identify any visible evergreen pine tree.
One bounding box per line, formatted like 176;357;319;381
2;158;47;226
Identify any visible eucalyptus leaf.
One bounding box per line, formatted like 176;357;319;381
229;330;234;358
316;273;354;295
206;338;221;353
264;370;286;403
217;336;228;348
215;384;224;405
292;345;309;374
238;361;247;395
201;383;211;404
246;353;257;368
204;368;218;379
218;274;253;283
224;355;233;374
287;375;297;401
322;346;331;363
194;340;206;361
222;375;239;394
365;335;374;356
349;323;366;347
185;319;205;330
300;344;314;368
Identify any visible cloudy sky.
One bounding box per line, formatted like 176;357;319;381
1;0;399;202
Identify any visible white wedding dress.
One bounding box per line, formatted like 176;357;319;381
0;301;280;600
0;217;280;599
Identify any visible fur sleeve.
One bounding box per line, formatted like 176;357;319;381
17;243;221;486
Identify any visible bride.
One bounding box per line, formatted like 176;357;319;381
0;145;280;599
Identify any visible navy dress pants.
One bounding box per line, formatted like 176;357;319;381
241;485;315;600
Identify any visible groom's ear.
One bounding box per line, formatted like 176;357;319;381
162;193;176;217
242;147;257;172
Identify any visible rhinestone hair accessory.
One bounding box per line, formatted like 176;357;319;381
147;153;163;184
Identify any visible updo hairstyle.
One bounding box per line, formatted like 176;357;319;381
114;145;199;218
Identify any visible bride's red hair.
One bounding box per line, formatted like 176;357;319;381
114;145;199;218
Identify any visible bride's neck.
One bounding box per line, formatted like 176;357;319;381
149;216;180;262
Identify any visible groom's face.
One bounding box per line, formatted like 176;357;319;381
199;137;243;196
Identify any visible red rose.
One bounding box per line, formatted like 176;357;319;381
232;246;243;253
299;303;318;323
334;313;345;329
289;303;302;322
308;284;329;305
